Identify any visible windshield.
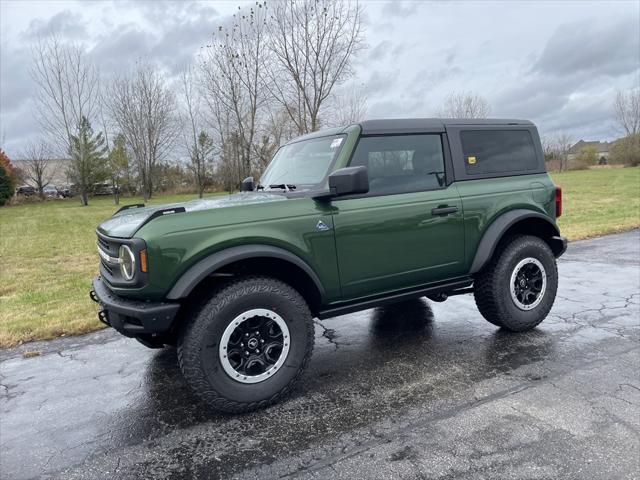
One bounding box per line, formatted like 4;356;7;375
260;135;346;190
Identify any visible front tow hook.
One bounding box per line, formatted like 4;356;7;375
89;290;99;303
98;309;110;326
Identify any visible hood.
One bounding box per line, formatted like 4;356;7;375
97;192;287;238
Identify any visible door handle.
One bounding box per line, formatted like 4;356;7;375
431;206;458;216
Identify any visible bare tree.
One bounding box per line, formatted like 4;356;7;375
268;0;365;134
215;131;244;193
553;132;573;172
108;64;178;200
201;2;270;183
438;92;491;118
30;35;101;204
180;66;213;198
328;81;368;126
30;35;100;153
21;141;55;198
614;88;640;136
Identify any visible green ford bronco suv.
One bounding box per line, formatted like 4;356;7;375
91;118;567;412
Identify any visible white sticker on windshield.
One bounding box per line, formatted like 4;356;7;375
330;138;343;149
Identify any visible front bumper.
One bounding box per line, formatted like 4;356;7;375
90;276;180;337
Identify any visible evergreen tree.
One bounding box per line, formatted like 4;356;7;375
67;116;108;206
108;134;130;205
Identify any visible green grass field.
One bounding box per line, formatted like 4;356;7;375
1;168;639;347
0;193;214;347
553;168;640;239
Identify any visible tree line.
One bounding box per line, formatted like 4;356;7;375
3;0;638;205
542;89;640;172
23;0;367;205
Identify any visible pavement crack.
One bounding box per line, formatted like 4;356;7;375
313;320;340;351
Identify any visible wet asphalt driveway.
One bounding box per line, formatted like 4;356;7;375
1;231;639;479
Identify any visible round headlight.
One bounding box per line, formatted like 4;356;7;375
119;245;136;280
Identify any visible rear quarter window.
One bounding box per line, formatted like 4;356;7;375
460;130;538;175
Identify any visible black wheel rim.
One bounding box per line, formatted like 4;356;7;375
219;309;290;383
510;257;547;311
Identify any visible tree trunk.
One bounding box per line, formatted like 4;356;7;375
142;181;151;202
113;179;120;205
311;113;319;132
80;190;88;206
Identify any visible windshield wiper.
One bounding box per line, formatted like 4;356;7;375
268;184;297;191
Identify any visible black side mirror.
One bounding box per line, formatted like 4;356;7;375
328;166;369;197
240;176;255;192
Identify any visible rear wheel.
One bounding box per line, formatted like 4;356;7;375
474;235;558;332
177;276;314;413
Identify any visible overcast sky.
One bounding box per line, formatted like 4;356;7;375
1;0;638;157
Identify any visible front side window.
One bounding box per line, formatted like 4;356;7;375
349;134;445;195
461;130;538;175
260;135;346;190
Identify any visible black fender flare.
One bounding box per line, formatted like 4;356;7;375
469;209;562;274
165;244;326;301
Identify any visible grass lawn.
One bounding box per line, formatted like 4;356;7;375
0;193;219;348
1;168;639;348
551;167;640;240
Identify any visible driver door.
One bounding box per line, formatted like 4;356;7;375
332;134;465;300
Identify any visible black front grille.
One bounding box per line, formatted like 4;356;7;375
98;236;111;251
97;235;118;257
101;259;114;275
97;232;120;282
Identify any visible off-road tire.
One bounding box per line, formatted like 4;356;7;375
177;276;314;413
474;235;558;332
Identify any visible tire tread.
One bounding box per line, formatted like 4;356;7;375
474;234;557;332
177;276;314;413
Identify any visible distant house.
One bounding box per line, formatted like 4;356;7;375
12;158;70;187
567;140;615;164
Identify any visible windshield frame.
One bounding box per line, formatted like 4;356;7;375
259;133;347;191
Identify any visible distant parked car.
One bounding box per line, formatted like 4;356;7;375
16;185;37;196
92;182;118;196
58;185;73;198
43;185;58;198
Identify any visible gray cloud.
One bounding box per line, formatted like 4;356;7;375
492;16;640;137
89;26;156;75
365;70;397;95
1;0;638;155
367;40;393;61
532;18;639;77
381;1;421;18
22;10;87;40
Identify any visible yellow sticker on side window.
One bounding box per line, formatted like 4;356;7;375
467;156;477;165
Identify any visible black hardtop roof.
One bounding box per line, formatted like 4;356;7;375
359;118;533;135
284;118;534;144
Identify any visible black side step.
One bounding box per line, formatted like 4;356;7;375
317;277;473;319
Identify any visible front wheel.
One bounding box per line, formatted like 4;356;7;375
177;276;314;413
474;235;558;332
